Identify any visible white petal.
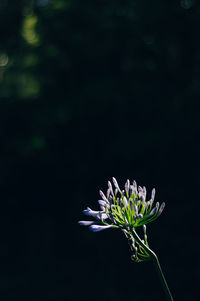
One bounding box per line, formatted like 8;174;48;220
78;221;94;226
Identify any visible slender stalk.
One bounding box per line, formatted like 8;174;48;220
130;229;174;301
153;255;174;301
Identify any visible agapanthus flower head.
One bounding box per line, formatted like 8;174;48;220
78;178;174;301
78;177;165;232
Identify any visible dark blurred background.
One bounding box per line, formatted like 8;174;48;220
0;0;199;300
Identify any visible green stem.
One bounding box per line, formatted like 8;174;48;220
130;229;174;301
153;256;174;301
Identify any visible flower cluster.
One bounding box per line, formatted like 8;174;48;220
78;177;165;232
79;178;174;300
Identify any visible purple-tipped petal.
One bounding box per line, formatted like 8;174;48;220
89;224;113;232
78;221;94;226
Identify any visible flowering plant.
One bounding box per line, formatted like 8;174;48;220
79;178;174;301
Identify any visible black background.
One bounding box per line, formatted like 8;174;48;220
0;0;199;300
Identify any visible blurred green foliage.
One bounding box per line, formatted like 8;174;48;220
1;0;200;152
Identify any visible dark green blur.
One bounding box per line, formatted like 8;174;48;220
0;0;199;300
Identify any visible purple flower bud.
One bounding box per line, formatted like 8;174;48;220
114;188;118;195
138;186;143;193
99;200;110;211
99;190;107;201
157;202;165;217
106;187;111;199
97;212;108;220
112;177;121;192
148;199;153;206
129;185;133;195
148;202;159;217
123;196;128;207
83;207;108;221
108;195;113;204
134;204;138;216
125;179;130;195
108;181;114;196
83;207;100;216
98;200;107;207
143;186;146;200
138;186;145;201
151;188;156;201
78;221;94;226
89;224;113;232
133;180;137;193
79;178;165;232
